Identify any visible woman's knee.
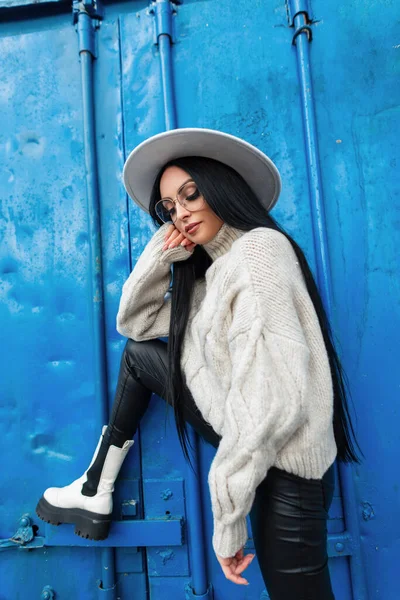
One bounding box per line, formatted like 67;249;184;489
123;337;168;382
124;338;143;362
124;337;157;363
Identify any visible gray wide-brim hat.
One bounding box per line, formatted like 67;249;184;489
123;127;281;214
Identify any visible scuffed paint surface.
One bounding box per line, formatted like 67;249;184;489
0;0;399;598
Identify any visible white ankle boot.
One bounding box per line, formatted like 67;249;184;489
36;427;134;540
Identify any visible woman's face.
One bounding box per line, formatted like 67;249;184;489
159;166;224;245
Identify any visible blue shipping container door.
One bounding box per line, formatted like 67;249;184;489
0;1;398;599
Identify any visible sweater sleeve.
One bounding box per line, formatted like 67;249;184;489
116;223;192;341
208;232;310;558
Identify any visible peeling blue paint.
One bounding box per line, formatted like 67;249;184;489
362;502;375;522
0;0;398;598
161;488;173;500
156;549;174;565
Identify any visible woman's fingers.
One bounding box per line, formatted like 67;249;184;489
215;550;255;586
183;241;196;251
225;567;249;585
162;225;196;252
234;553;255;575
162;228;182;250
217;554;255;586
165;224;175;236
220;563;248;585
166;230;182;246
163;224;176;242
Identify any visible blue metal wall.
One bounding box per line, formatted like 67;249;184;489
0;1;398;598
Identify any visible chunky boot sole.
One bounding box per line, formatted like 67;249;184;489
36;497;111;541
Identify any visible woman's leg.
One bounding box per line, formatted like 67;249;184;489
111;337;220;445
82;337;221;495
37;338;220;538
249;464;336;600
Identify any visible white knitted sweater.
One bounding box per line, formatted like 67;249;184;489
116;222;337;558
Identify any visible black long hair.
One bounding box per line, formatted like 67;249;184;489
148;156;364;472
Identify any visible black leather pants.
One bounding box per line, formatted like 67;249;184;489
87;338;336;599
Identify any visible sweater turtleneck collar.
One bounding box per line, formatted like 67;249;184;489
202;222;247;261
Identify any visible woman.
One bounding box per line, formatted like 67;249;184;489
36;128;363;599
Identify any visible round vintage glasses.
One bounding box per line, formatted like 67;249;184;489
155;179;205;223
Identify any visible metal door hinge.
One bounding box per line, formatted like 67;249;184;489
0;514;44;551
148;0;180;45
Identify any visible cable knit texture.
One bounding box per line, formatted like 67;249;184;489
116;221;337;558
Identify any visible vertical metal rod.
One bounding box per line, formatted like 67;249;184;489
158;34;177;130
99;548;116;597
185;433;210;595
155;1;210;594
291;10;368;600
77;13;117;600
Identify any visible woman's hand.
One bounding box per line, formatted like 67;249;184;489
162;223;197;253
216;548;255;585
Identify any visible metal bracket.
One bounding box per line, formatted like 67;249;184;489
0;513;185;551
286;0;313;44
286;0;313;26
44;517;184;547
72;0;103;58
72;0;104;25
121;498;138;519
0;514;45;551
292;25;312;45
148;0;179;46
184;582;214;600
327;532;354;558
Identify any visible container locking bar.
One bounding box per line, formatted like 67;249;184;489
0;514;184;550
